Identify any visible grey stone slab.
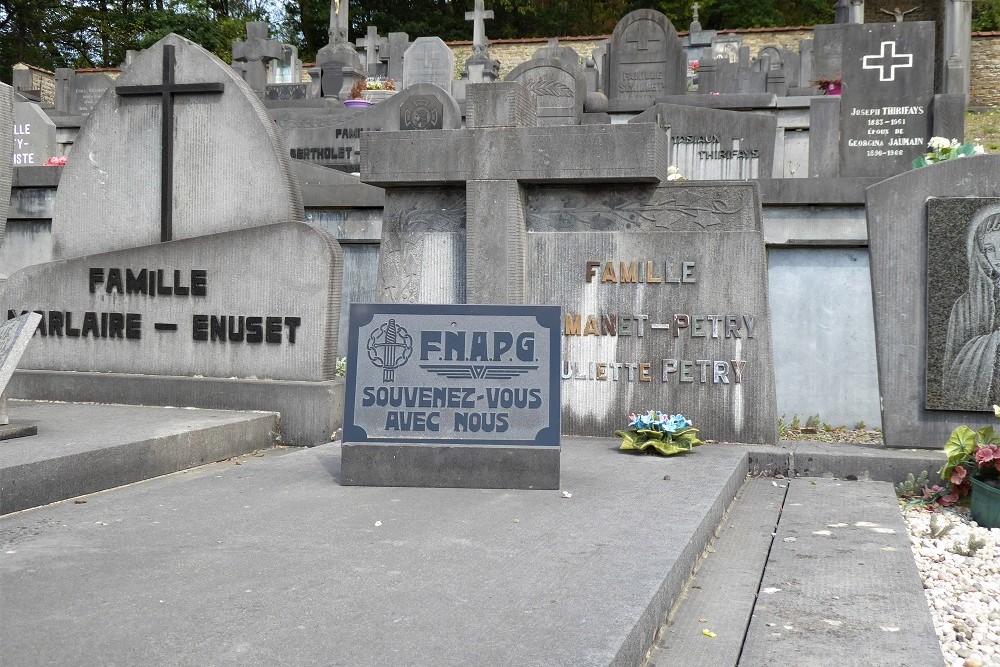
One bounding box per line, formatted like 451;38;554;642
0;220;52;281
7;368;343;446
0;312;42;398
0;400;278;514
0;437;750;666
69;72;114;116
524;185;778;445
813;24;847;81
789;441;945;484
375;187;466;304
12;101;57;166
0;83;11;245
768;248;881;429
650;479;786;667
758;177;879;205
606;9;686;111
867;156;1000;447
466;180;526;303
654;93;776;109
1;222;342;382
293;159;385;208
52;34;304;260
402;37;454;95
739;479;944;667
838;22;935;178
808;95;841;177
504;58;586;126
0;421;36;441
931;93;965;142
925;197;1000;411
362;123;668;186
11;165;60;188
341;443;560;489
465;82;536;128
631;103;776;180
763;206;868;245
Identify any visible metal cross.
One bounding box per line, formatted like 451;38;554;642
861;40;914;82
115;45;224;242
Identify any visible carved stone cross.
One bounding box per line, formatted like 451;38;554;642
232;22;283;93
357;26;381;73
465;0;494;53
329;0;350;44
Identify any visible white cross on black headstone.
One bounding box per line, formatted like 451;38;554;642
861;40;913;81
115;45;224;242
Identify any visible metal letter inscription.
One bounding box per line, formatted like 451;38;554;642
343;304;561;445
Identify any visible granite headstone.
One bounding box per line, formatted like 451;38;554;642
12;102;57;166
51;34;304;260
504;58;586;126
70;73;115;116
0;83;11;245
868;155;1000;448
402;37;455;94
839;22;934;177
0;312;43;434
606;9;686;112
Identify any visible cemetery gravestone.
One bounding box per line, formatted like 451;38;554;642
0;312;43;438
386;33;410;83
232;22;284;95
402;37;456;95
12;102;57;166
505;58;586;126
275;83;461;172
812;24;847;82
868;155;1000;448
340;303;561;489
606;9;686;112
631;103;776;180
71;73;115;116
51;34;303;259
839;22;934;177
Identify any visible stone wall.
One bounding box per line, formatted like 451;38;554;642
12;64;57;105
971;33;1000;108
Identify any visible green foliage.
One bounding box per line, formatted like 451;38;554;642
950;534;987;557
335;356;347;378
895;470;930;499
973;0;1000;31
854;421;867;431
928;514;955;539
804;414;820;430
940;424;1000;483
789;414;801;431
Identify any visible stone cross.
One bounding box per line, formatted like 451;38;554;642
357;26;381;73
465;0;494;56
361;82;669;304
54;68;73;113
627;24;662;52
115;44;224;242
690;2;702;31
329;0;349;44
232;22;283;93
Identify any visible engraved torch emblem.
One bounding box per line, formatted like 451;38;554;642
367;319;413;382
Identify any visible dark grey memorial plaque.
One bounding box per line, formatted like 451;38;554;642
606;9;686;111
839;22;934;178
926;198;1000;411
341;303;561;489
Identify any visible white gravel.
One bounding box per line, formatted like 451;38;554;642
903;506;1000;667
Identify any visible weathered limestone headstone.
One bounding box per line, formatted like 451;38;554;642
315;0;364;98
357;26;384;75
0;312;42;436
532;39;581;67
0;83;12;245
867;155;1000;448
232;22;284;95
386;32;410;83
813;24;847;82
838;22;934;177
362;83;778;444
631;103;776;180
12;102;57;166
274;83;461;172
54;68;74;114
51;33;303;259
402;37;455;94
605;9;686;112
504;58;586;126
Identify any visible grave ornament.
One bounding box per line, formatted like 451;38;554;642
232;22;283;94
0;312;42;438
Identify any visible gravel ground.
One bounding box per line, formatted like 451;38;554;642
903;506;1000;667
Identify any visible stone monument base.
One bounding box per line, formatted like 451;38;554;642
8;370;343;446
0;422;37;441
341;442;560;490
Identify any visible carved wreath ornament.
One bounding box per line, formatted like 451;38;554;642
521;78;574;98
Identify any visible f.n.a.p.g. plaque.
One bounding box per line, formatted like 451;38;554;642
341;303;561;489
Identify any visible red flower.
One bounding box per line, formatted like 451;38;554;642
975;444;998;465
940;492;960;507
950;465;968;485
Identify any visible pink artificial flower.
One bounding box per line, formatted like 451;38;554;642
923;484;943;500
975;445;998;465
950;465;968;485
939;492;959;507
42;155;67;167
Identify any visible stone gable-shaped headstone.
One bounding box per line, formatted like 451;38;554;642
12;101;57;166
402;37;455;95
70;73;115;116
505;58;586;127
606;9;686;112
51;34;303;260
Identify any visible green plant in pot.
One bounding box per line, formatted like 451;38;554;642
932;406;1000;528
